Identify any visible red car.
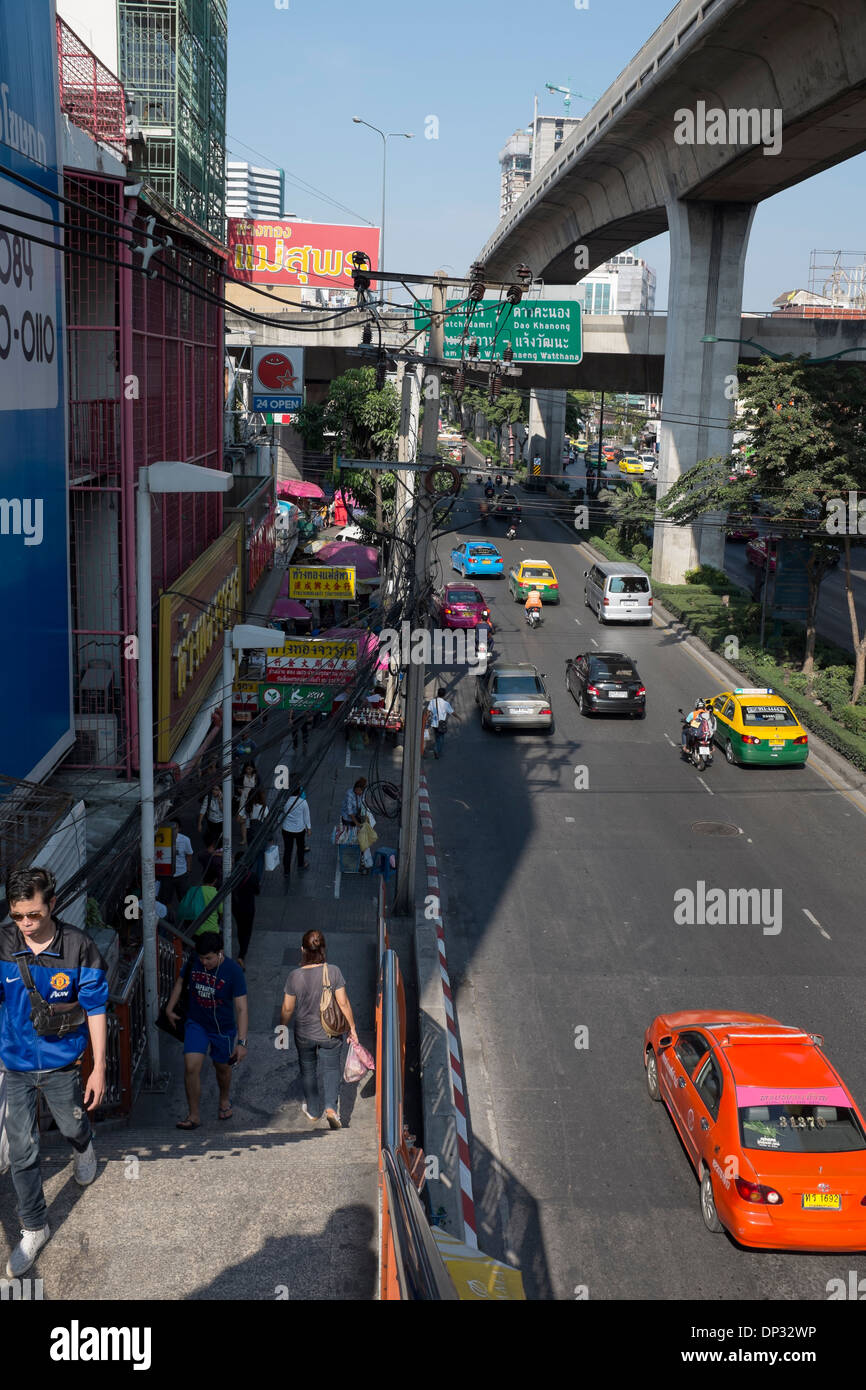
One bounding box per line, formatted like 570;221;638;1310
745;536;779;571
437;583;491;630
645;1011;866;1251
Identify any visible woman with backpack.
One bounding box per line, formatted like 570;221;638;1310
279;930;358;1129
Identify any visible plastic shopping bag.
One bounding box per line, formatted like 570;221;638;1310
343;1038;376;1084
263;843;280;872
357;820;378;852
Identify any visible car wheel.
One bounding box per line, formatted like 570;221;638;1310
700;1168;724;1234
725;739;737;766
565;670;572;695
580;692;591;717
597;602;605;625
546;722;555;735
645;1048;661;1101
513;588;521;604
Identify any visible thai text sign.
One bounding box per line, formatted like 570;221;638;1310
288;565;356;599
158;524;243;761
265;638;358;685
258;684;333;712
414;299;582;363
227;219;380;290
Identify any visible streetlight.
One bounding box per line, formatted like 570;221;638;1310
352;117;414;305
701;334;866;365
220;623;288;958
137;462;234;1084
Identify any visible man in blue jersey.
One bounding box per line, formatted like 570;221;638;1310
166;932;248;1129
0;866;109;1277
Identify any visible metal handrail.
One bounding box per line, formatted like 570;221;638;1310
382;1148;459;1301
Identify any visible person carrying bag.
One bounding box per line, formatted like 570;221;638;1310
280;931;358;1130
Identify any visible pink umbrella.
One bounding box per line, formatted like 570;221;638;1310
276;478;324;500
271;597;312;621
315;541;380;579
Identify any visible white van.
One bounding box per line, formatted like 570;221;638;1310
583;561;653;625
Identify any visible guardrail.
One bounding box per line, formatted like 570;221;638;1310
376;879;458;1301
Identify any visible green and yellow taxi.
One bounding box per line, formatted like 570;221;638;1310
706;688;810;767
508;559;560;604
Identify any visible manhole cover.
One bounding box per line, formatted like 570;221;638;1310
691;821;740;837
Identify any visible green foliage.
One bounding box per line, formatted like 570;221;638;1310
608;479;655;550
684;564;730;590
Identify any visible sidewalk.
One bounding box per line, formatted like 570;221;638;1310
0;716;392;1300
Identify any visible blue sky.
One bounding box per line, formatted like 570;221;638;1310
226;0;866;310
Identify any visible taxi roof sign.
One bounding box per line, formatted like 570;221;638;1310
734;688;775;696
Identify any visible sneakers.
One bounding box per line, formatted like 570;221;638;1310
73;1140;97;1186
325;1110;342;1130
301;1103;320;1123
6;1224;50;1277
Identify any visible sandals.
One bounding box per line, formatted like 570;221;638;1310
218;1105;233;1121
176;1118;200;1130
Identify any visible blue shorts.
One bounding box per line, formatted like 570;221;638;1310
184;1018;237;1064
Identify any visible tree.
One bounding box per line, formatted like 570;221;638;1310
660;357;864;680
609;479;655;551
566;389;593;437
295;367;400;532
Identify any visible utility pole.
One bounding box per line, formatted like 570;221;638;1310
384;362;420;711
394;275;446;916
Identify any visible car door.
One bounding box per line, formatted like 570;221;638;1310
691;1052;724;1169
711;697;736;750
453;544;465;573
661;1030;712;1166
571;655;588;699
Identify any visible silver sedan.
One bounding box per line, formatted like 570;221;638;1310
475;663;554;733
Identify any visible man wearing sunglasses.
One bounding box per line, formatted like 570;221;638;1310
0;866;109;1277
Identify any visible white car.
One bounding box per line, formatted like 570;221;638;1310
640;454;658;476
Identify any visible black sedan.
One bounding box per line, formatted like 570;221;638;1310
565;651;646;717
494;490;522;519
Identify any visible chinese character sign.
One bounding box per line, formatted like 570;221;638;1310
288;566;356;599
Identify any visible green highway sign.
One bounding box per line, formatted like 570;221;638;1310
414;299;582;364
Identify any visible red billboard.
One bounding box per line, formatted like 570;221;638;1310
227;219;380;290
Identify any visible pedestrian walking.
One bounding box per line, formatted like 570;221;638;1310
167;933;248;1128
281;779;311;879
195;846;223;887
164;818;194;907
426;687;455;759
198;786;224;850
231;851;259;969
177;865;223;939
234;762;260;847
280;930;358;1129
0;866;108;1277
340;777;367;828
246;787;269;883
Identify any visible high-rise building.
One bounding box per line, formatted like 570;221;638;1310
530;113;581;180
226;161;285;220
498;130;532;219
577;252;657;314
117;0;227;237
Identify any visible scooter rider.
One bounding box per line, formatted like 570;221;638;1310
524;588;543;624
682;699;715;753
506;517;520;539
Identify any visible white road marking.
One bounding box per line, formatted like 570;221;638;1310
334;862;342;899
590;638;598;647
696;776;714;795
565;816;575;823
803;907;831;941
573;618;581;625
663;732;676;747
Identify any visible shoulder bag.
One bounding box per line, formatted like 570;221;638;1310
17;956;87;1037
319;962;349;1038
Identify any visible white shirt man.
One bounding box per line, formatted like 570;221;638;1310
427;693;454;759
281;793;311;879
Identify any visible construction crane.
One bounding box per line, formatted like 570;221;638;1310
545;82;595;113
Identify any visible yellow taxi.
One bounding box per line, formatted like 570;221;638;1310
507;559;560;604
706;688;810;767
617;454;644;474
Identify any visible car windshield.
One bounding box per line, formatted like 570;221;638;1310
494;675;544;696
591;661;638;680
741;704;798;726
609;577;649;594
739;1104;866;1153
469;546;498;556
523;567;553;580
448;590;482;605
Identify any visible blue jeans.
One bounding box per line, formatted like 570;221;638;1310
433;725;446;757
295;1035;343;1115
5;1063;92;1229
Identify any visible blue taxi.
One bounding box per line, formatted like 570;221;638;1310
450;541;504;578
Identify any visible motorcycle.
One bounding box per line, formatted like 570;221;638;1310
678;710;714;770
475;473;482;483
525;607;542;630
495;474;503;486
505;520;520;540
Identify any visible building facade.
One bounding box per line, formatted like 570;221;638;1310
530;114;581;180
577;252;657;315
226;161;285;220
498;130;532;219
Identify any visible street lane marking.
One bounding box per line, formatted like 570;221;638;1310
697;776;714;795
565;816;575;823
803;908;831;941
590;637;598;646
334;862;341;899
574;617;581;625
663;732;676;747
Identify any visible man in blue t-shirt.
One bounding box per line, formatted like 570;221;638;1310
165;933;248;1129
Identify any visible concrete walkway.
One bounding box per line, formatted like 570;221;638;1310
0;712;392;1300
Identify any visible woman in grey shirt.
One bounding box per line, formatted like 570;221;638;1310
280;930;358;1129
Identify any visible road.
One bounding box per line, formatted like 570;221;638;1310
425;456;866;1301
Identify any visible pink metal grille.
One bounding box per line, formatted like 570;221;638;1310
57;16;127;156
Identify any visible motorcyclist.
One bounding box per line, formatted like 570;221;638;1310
484;481;495;500
524;589;543;623
682;699;715;753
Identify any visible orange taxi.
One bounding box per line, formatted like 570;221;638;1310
644;1010;866;1251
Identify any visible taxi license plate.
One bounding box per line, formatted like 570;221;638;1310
770;740;784;748
802;1192;841;1210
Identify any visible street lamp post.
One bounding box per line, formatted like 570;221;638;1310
136;462;234;1085
701;334;866;365
220;623;288;958
352;118;413;306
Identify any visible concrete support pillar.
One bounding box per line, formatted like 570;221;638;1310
528;388;567;475
652;200;756;584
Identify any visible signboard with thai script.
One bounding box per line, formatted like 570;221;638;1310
288;565;356;599
413;299;582;363
265;638;358;685
258;684;333;712
227;219;380;290
232;680;260;723
157;524;243;761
